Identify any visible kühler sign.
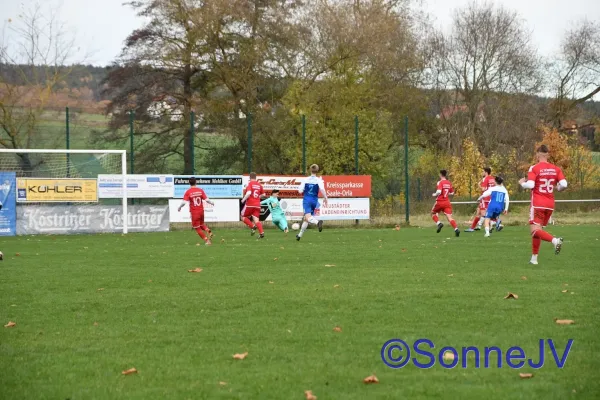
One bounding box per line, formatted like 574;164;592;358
16;205;169;235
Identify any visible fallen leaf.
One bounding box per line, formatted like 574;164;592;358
521;276;527;280
305;390;317;400
219;381;227;386
15;253;20;256
504;292;519;299
561;290;568;293
269;281;274;284
554;319;575;325
196;243;201;246
148;280;152;283
93;322;99;326
122;368;137;375
401;248;407;252
273;258;278;261
188;268;203;273
443;351;455;362
363;375;379;384
324;264;336;267
519;373;534;379
563;283;568;286
448;274;454;277
97;288;105;291
4;321;16;328
333;326;342;332
333;284;340;288
280;247;284;250
233;352;248;360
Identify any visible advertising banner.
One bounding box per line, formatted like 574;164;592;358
17;178;98;202
242;175;371;198
0;172;17;236
257;197;370;221
98;174;174;198
16;205;169;235
168;199;240;223
174;176;243;199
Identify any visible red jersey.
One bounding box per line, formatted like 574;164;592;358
183;187;207;214
244;180;264;207
481;175;496;202
435;179;454;204
527;162;565;210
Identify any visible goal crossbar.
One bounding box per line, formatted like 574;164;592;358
0;148;129;234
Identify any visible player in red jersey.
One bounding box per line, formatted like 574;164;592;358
519;145;567;265
241;172;265;239
466;167;502;232
431;169;460;237
177;177;215;245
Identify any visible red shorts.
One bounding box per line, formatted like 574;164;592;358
479;200;489;211
529;207;553;227
432;203;452;215
241;206;260;219
191;212;204;228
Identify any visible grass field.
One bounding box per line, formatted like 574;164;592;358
1;225;600;399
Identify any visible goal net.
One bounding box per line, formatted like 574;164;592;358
0;149;128;234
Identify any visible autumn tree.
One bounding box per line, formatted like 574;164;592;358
0;3;82;172
427;1;542;155
448;138;484;196
549;20;600;128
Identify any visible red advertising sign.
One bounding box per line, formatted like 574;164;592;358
242;175;371;198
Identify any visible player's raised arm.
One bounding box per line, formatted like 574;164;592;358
556;169;568;192
519;166;536;189
318;178;328;205
178;190;190;212
478;188;493;201
241;187;252;203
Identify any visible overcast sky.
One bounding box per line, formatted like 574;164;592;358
0;0;599;66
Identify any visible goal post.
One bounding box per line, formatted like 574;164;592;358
0;149;128;234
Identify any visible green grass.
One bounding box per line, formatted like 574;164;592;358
1;226;600;399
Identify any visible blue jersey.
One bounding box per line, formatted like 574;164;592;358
480;185;510;211
299;175;324;201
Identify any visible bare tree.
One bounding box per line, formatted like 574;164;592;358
427;1;542;154
549;20;600;128
0;3;82;172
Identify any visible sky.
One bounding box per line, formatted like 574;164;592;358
0;0;599;66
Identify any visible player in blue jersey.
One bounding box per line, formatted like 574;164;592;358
477;176;509;238
296;164;328;241
260;189;289;233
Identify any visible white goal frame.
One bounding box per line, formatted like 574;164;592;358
0;148;129;234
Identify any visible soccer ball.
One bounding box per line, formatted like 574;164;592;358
292;223;300;231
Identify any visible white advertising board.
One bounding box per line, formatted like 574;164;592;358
98;175;174;198
169;199;240;223
265;198;370;221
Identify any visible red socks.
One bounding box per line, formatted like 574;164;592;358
533;229;554;243
242;217;254;229
450;220;458;229
432;215;440;223
199;225;211;234
532;237;541;255
256;222;264;234
195;228;208;241
470;217;480;229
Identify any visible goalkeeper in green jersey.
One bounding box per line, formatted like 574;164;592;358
260;190;289;233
